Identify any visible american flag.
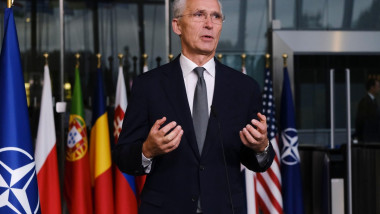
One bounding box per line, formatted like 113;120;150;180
256;67;283;214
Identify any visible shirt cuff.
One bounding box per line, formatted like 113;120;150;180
142;152;153;173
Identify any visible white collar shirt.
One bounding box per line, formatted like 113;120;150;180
180;53;215;115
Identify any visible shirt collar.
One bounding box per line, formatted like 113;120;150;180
368;92;375;100
180;53;215;78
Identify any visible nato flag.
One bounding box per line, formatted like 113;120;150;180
280;67;304;214
0;8;41;214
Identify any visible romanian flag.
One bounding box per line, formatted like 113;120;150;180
113;65;138;213
0;7;40;214
64;67;93;214
90;68;114;214
35;65;62;214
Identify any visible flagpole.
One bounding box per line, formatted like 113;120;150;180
241;53;246;68
75;53;80;69
143;53;148;67
282;54;288;67
96;53;101;69
43;53;49;66
217;53;223;62
7;0;12;8
118;54;124;67
265;53;270;69
168;54;174;62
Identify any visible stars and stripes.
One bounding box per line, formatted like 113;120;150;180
256;67;283;214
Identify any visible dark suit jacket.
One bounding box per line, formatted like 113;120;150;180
113;55;275;214
355;94;380;142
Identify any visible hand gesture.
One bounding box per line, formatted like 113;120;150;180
142;117;183;158
239;113;269;152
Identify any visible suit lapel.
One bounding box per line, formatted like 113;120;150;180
161;56;200;159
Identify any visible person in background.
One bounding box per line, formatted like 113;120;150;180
355;78;380;143
113;0;275;213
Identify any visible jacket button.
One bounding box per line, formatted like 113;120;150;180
192;197;197;202
200;165;205;171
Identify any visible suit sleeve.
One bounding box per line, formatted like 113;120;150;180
112;76;151;175
239;80;275;172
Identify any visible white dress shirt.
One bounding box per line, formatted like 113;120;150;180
180;54;215;115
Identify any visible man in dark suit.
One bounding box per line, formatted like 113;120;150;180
355;78;380;143
113;0;275;213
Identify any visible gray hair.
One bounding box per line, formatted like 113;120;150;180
173;0;223;18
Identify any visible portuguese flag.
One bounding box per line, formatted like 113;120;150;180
64;67;93;214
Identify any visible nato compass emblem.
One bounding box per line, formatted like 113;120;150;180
0;147;40;214
280;128;300;166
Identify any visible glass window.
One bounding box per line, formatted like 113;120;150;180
144;4;165;69
352;0;380;30
218;0;268;54
326;0;345;29
274;0;380;30
274;0;296;28
294;55;380;146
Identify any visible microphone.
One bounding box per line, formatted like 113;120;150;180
211;105;235;214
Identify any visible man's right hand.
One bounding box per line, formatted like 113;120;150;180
142;117;183;158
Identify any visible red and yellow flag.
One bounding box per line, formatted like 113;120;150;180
90;68;114;214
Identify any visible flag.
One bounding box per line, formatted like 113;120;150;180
0;8;41;214
256;67;283;214
143;64;149;73
35;65;62;214
64;67;93;214
143;58;149;73
241;65;258;214
243;167;259;214
113;65;139;213
242;64;247;74
90;68;114;214
280;66;304;214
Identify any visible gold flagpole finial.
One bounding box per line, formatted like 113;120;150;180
75;53;80;68
265;53;271;69
118;54;124;67
43;53;49;66
217;54;223;61
168;54;174;62
241;53;246;67
96;53;101;69
7;0;13;8
282;53;288;67
143;53;148;66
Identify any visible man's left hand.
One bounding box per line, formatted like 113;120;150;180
239;112;269;153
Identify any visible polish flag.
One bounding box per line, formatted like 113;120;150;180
35;64;62;214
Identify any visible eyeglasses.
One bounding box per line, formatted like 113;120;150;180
177;10;225;25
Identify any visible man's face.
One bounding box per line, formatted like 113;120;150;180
172;0;223;58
